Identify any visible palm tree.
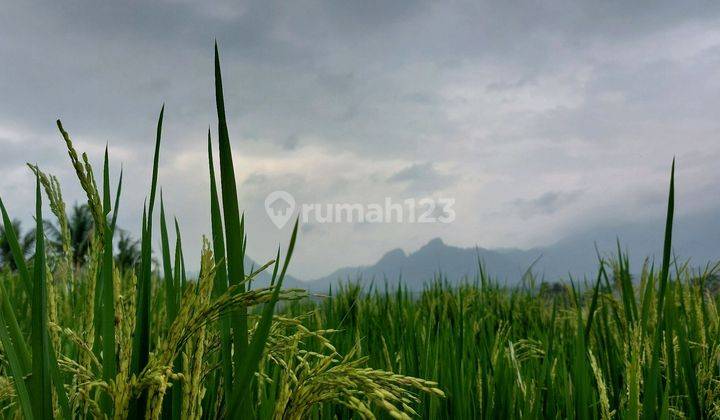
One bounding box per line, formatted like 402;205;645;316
68;203;94;266
46;204;141;271
45;203;95;268
115;230;140;271
0;219;35;270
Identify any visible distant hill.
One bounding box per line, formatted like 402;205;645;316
296;209;720;292
302;238;538;292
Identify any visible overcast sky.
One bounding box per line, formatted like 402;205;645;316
2;1;720;278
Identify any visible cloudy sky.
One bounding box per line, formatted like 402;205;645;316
2;1;720;278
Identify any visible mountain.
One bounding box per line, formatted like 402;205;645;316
301;209;720;291
302;239;538;292
532;208;720;280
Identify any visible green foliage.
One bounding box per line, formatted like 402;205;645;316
214;42;249;398
30;174;52;419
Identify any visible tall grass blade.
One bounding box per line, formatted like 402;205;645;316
0;295;33;420
229;218;299;417
642;159;675;418
171;234;184;420
110;165;123;233
214;42;248;392
131;105;164;416
100;147;117;416
584;264;605;341
31;173;52;419
208;130;233;397
173;218;187;291
0;281;30;372
658;158;675;315
160;195;176;328
0;197;32;295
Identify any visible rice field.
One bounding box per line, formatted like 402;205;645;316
0;45;718;419
284;252;720;419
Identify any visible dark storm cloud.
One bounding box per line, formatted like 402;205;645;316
512;190;584;219
387;163;453;194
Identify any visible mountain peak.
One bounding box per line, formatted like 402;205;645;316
377;248;407;266
421;237;445;251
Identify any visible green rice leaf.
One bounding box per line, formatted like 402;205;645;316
0;291;33;420
110;165;123;233
31;173;52;419
160;194;176;327
229;218;299;417
208;129;233;396
0;197;33;295
0;277;30;373
214;41;248;391
100;146;117;416
130;105;164;416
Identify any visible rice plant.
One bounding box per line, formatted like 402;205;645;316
0;45;443;419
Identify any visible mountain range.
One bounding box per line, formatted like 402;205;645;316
248;209;720;291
